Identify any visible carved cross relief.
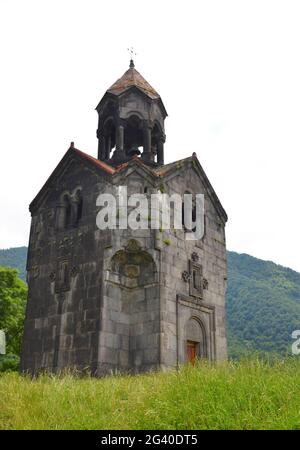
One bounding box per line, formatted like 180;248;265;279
182;253;209;299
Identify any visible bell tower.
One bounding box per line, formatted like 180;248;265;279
96;59;167;166
22;58;228;377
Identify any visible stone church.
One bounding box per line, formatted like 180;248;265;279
21;60;228;375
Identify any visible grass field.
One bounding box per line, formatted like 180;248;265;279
1;359;300;430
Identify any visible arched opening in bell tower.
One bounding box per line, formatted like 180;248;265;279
96;61;167;166
103;117;116;160
124;114;143;157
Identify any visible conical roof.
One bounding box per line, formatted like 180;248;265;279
107;60;160;99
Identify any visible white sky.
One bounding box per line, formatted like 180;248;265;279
0;0;300;272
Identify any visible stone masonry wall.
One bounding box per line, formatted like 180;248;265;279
22;157;227;376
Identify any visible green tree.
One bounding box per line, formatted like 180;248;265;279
0;267;27;358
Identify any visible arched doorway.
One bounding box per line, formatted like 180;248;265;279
185;317;207;363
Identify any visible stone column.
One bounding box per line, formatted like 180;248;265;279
142;125;152;162
116;125;124;152
112;124;125;162
157;137;164;165
105;134;111;160
70;193;82;227
97;129;105;160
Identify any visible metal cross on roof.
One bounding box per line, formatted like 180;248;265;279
127;47;137;67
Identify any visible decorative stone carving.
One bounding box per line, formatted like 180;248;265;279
189;260;203;299
191;252;199;262
70;266;79;277
49;272;56;282
55;259;70;293
182;270;191;282
124;239;142;253
203;278;209;290
124;264;140;278
32;265;39;278
77;231;84;245
110;242;157;288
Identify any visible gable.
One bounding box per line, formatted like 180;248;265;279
156;155;228;224
112;158;158;188
29;147;113;214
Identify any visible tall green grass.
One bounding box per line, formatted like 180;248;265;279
1;359;300;430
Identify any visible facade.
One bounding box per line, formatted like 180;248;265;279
21;60;228;375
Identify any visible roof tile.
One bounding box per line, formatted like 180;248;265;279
107;67;160;99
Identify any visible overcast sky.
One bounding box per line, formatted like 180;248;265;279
0;0;300;271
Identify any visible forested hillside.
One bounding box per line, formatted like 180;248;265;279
0;247;27;281
1;247;300;358
226;251;300;357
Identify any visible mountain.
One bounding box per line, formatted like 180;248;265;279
0;247;27;281
1;246;300;358
226;251;300;357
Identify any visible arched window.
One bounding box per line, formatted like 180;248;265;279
64;195;72;228
73;189;83;226
124;114;143;157
182;191;196;232
56;193;72;230
103;117;116;160
57;189;83;230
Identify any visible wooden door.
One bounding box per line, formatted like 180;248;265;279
187;340;198;364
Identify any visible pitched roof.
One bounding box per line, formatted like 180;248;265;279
107;65;160;99
73;148;116;174
76;148;228;222
30;146;227;223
